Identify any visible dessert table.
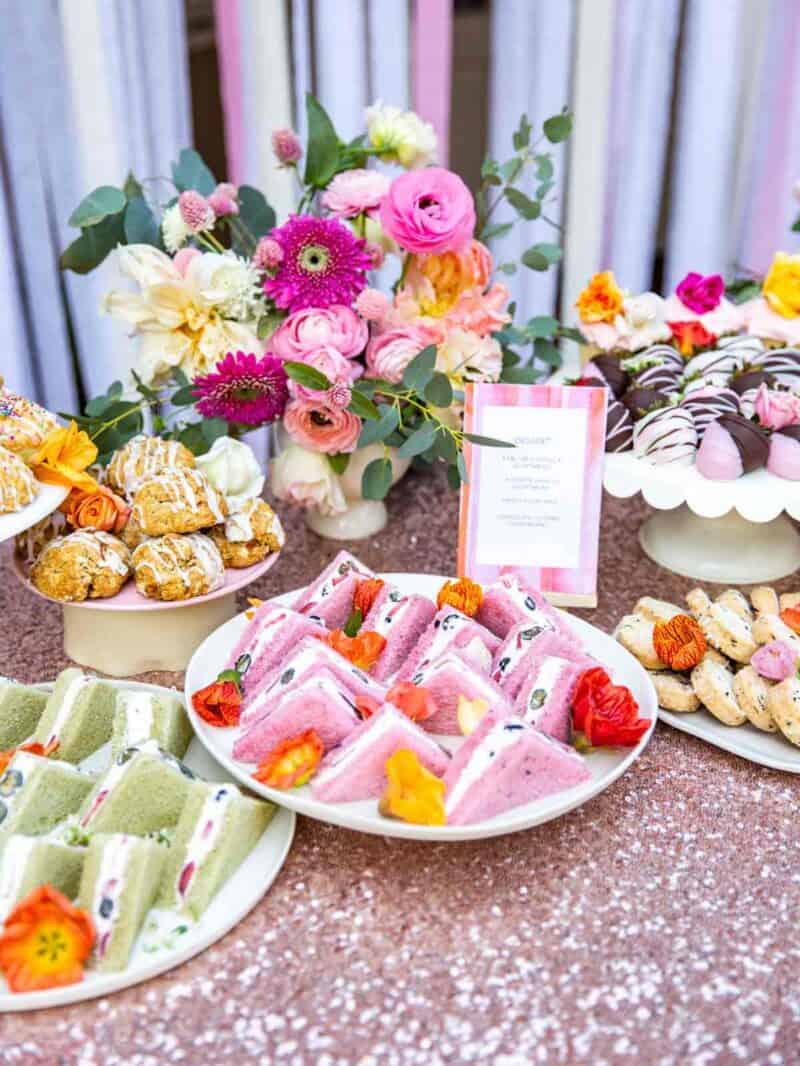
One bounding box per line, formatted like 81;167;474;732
2;469;799;1065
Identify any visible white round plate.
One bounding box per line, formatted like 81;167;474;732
0;680;295;1012
659;707;800;773
184;573;657;842
0;482;68;546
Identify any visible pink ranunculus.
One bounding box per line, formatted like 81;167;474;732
751;640;798;681
675;272;725;315
173;247;202;277
466;240;493;290
444;282;511;338
365;324;439;384
355;287;392;323
283;398;361;454
270;305;368;361
754;383;800;430
287;344;360;401
321;169;391;219
380;167;476;256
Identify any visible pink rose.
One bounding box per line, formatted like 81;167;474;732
754;383;800;430
380;168;476;255
288;344;360;402
366;324;439;384
675;272;725;315
270;305;368;361
321;169;391;218
751;640;797;681
283;398;361;454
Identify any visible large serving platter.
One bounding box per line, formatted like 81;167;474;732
0;482;69;546
0;680;295;1012
659;707;800;773
185;573;657;843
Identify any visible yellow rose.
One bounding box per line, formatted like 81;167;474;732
763;252;800;318
30;422;98;492
576;271;624;324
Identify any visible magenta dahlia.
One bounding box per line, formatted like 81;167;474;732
263;215;371;313
193;351;288;426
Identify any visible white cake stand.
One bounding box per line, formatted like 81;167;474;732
604;454;800;583
0;481;68;545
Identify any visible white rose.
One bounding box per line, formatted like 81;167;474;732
616;293;672;352
196;437;264;511
161;204;190;253
436;328;503;383
365;101;437;169
270;444;346;516
187;252;260;319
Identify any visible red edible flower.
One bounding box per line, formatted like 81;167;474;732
353;578;385;618
191;679;242;727
572;667;650;748
385;682;437;723
780;606;800;636
668;320;717;357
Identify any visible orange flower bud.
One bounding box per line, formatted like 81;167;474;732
436;577;483;617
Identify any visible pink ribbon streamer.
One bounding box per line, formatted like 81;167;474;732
412;0;453;166
214;0;244;183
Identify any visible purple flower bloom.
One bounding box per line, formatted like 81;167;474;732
193;351;288;426
263;215;371;313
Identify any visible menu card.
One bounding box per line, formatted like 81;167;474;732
457;383;607;607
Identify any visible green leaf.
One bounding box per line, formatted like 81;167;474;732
123;172;144;200
108;381;123;398
124;197;161;247
536;180;554;200
501;347;521;369
68;186;126;229
172;148;216;194
327;452;350;475
177;423;208;456
343;608;363;638
521;242;562;271
397;420;438;459
171;384;197;407
283;361;332;392
499;158;523;185
424;372;453;408
237;185;276;239
401;344;438;393
304;94;340;188
497;262;518;275
201;417;229;445
446;463;461;490
792;218;800;233
494;325;528;347
348;390;380;421
85;394;113;418
725;277;763;305
171;367;190;387
457;451;468;484
480;222;513;242
257;312;284;340
533;338;563;367
60;212;126;274
543;112;573;143
435;428;458;465
505;187;541;221
481;157;500;180
358;404;399;447
93;401;143;444
527;315;559;339
512;114;532;152
462;432;515;448
361;457;393;500
558;326;586;344
535;156;554;181
500;365;542;385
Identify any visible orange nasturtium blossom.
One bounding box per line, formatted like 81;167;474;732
29;422;98;493
437;577;483;617
575;271;624;324
378;749;446;826
0;885;95;993
352;578;385;618
0;741;56;777
780;606;800;635
324;629;387;670
253;730;324;789
62;484;130;534
191;677;242;727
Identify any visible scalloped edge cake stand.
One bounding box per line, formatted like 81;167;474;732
9;547;281;677
604;454;800;584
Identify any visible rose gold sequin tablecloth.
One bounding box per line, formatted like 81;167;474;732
1;472;799;1066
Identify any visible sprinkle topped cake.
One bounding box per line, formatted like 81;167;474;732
0;387;58;458
0;446;37;514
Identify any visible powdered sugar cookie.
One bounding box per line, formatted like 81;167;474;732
686;588;712;617
649;671;700;712
614;614;666;670
697;603;757;664
715;589;752;622
702;648;731;668
767;677;800;747
634;597;683;624
732;666;776;733
751;586;780;615
691;659;746;726
780;593;800;612
752;614;800;653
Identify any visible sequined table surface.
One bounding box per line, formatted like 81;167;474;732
1;473;799;1066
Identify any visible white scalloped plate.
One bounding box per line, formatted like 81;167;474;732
0;482;68;546
185;573;657;842
604;452;800;522
659;708;800;773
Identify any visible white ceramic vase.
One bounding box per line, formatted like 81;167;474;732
305;443;410;541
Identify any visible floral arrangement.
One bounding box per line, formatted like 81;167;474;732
61;96;577;512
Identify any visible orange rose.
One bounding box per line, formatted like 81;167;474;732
324;629;387;670
0;885;95;992
30;422;98;492
576;271;624;324
62;485;130;533
437;577;483;617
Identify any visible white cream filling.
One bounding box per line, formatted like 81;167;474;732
45;674;91;746
522;656;569;723
92;835;135;958
0;836;38;917
117;691;156;748
174;787;234;904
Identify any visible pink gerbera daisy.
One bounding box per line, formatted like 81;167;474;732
193;352;288;426
263;215;371;313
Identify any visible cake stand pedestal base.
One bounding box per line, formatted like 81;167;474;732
639;505;800;584
62;594;238;676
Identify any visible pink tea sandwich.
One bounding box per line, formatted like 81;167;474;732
311;703;450;803
476;572;565;639
226;603;327;694
407;653;512;735
401;609;500;680
362;584;437;682
443;711;591;826
233;670;360;763
491;615;584;701
292;550;375;628
513;635;594;744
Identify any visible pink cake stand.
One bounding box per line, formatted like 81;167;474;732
11;546;281;676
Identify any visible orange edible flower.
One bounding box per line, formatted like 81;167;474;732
325;629;387;670
576;271;624;324
385;681;437;723
30;422;98;493
0;741;56;777
437;577;483;617
668;320;717;357
653;614;707;671
379;749;446;826
191;679;242;727
62;484;130;534
353;578;385;618
0;885;95;993
253;729;323;789
780;606;800;635
356;694;381;720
